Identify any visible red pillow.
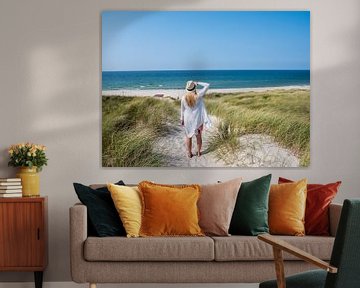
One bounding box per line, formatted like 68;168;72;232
278;177;341;236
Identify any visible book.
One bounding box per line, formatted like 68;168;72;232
0;178;21;182
0;193;22;198
0;182;22;186
0;189;22;193
0;185;22;193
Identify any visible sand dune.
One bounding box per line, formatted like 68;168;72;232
153;116;299;167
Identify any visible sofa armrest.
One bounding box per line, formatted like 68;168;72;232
329;203;342;237
69;203;88;283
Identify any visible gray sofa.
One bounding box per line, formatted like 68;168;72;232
70;202;342;287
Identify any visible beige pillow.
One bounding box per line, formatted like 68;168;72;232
198;178;242;236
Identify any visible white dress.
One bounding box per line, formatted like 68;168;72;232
181;82;212;138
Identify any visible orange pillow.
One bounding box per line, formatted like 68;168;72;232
138;181;204;237
269;179;307;236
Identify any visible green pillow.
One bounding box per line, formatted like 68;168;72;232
229;174;272;236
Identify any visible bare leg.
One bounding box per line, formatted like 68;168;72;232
196;132;202;156
185;137;192;158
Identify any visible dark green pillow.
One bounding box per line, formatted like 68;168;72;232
73;181;126;237
229;174;272;236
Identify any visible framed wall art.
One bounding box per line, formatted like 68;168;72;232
102;11;310;167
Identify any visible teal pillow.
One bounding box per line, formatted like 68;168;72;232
229;174;272;236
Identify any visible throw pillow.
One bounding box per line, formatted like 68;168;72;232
107;183;142;238
269;179;307;236
279;177;341;236
198;178;242;236
229;174;272;236
73;181;126;237
138;181;203;237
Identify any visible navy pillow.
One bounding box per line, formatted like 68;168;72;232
73;181;126;237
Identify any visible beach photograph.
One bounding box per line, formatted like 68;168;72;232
102;11;310;167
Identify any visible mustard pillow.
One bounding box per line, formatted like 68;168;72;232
269;179;307;236
138;181;204;237
107;183;142;238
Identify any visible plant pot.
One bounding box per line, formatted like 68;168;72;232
16;167;40;197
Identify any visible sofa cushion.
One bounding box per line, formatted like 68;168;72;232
229;174;271;236
279;177;341;236
269;179;307;236
212;236;334;261
199;178;242;236
107;184;142;238
139;181;203;237
73;181;126;237
84;236;214;261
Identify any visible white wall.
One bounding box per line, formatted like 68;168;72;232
0;0;359;283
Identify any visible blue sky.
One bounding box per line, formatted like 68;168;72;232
102;11;310;71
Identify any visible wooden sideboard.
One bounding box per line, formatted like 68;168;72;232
0;197;48;288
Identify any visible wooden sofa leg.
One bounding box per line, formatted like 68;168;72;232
89;283;96;288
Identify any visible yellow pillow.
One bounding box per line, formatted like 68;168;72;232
269;179;307;236
107;183;142;238
138;181;204;237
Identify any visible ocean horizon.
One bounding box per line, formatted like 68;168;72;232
102;70;310;91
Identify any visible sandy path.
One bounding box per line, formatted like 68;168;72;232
154;117;226;167
153;116;300;167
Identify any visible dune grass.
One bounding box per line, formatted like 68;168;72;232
102;89;310;167
205;89;310;166
102;96;179;167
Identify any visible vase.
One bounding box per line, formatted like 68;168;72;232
16;167;40;197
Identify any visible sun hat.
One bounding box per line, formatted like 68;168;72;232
186;81;196;91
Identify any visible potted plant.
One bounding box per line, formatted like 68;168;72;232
8;143;48;197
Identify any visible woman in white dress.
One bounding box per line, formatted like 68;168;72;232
181;81;211;158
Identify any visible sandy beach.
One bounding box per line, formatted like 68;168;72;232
102;85;310;99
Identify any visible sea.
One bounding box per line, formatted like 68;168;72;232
102;70;310;91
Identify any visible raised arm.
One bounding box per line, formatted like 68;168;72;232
196;82;210;98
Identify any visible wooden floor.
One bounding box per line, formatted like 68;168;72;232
0;283;259;288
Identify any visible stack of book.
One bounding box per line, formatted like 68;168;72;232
0;178;22;197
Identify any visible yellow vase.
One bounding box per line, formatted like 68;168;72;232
16;167;40;197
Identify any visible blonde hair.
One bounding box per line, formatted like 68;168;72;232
185;91;197;108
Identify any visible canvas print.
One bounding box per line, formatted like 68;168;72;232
102;11;310;167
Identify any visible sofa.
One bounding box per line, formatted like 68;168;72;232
70;200;342;287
